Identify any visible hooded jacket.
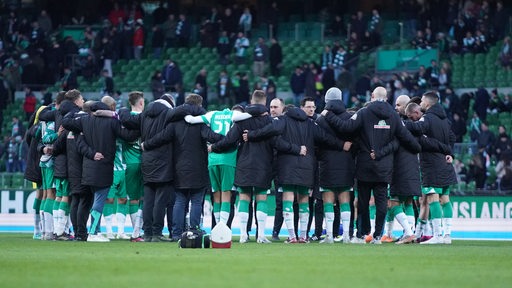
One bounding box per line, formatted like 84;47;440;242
325;100;421;183
212;104;301;189
62;102;139;188
143;104;222;189
316;100;356;188
405;103;457;187
247;107;344;188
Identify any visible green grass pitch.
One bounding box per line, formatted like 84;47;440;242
1;234;511;288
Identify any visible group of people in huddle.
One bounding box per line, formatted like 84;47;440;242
24;84;456;245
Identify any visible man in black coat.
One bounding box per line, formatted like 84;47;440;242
405;91;457;245
143;94;223;239
120;94;195;242
244;98;344;244
24;105;45;240
212;90;302;243
59;95;90;241
321;86;421;243
62;94;138;242
315;88;356;243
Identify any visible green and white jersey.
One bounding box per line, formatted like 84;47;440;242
39;121;57;168
122;111;142;165
113;140;126;171
202;109;237;167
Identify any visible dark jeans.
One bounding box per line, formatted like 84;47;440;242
166;191;176;238
143;182;173;237
69;181;93;239
173;188;205;237
356;180;388;239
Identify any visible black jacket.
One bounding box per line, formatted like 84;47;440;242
144;104;223;189
23;121;43;184
247;107;343;188
325;100;421;183
120;99;173;184
65;111;89;183
316;101;356;188
62;103;139;188
405;103;457;187
212;104;300;189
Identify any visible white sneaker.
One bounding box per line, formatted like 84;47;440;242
319;236;334;244
239;235;249;243
443;235;452;244
106;233;115;240
342;235;351;244
333;235;343;242
116;233;131;240
350;237;366;244
88;234;110;242
370;237;382;245
420;236;443;245
256;237;272;244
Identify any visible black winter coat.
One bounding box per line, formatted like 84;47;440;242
405;103;457;187
325;100;421;183
316;101;356;188
143;104;223;189
65;111;89;183
23;122;42;184
120;100;205;184
120;99;173;184
62;104;139;188
247;107;344;188
212;104;301;189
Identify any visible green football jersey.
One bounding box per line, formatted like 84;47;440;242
113;140;126;171
122;111;142;164
205;109;237;167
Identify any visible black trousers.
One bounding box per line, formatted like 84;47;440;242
143;182;173;237
69;180;93;239
70;193;94;239
356;180;388;239
166;188;176;238
307;196;324;237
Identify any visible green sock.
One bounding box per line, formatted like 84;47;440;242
129;202;138;214
369;204;376;220
386;207;395;221
429;202;443;219
103;202;114;217
404;203;415;216
45;199;54;214
256;200;267;214
33;198;42;214
238;200;250;213
298;202;309;213
213;202;221;214
340;202;350;212
323;202;334;213
59;201;70;215
441;202;453;218
52;199;60;211
139;200;143;209
220;201;230;213
117;202;127;216
283;200;293;213
390;205;403;218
